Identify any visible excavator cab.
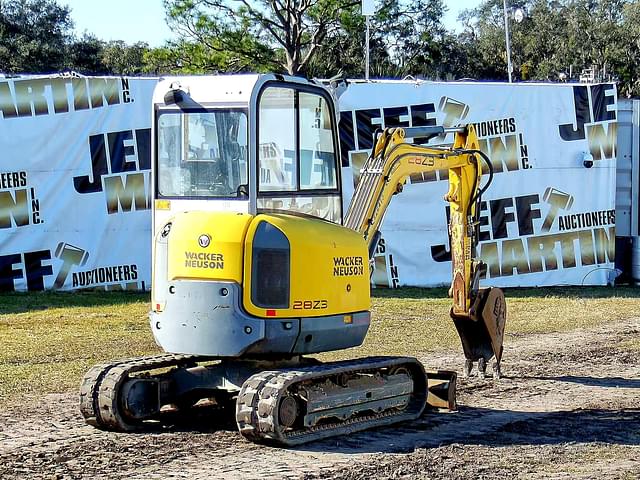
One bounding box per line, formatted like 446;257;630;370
153;75;343;231
151;75;374;359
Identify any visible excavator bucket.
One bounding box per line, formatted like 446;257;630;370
451;287;506;377
425;370;457;411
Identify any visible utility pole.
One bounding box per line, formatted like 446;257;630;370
362;0;375;81
503;0;513;83
365;15;370;80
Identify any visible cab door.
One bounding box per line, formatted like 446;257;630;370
255;82;342;224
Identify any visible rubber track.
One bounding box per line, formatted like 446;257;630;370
236;356;427;446
79;353;203;431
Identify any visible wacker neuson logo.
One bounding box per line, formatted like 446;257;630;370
185;251;225;269
333;256;365;276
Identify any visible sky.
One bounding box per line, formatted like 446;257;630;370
62;0;176;46
63;0;483;47
442;0;483;32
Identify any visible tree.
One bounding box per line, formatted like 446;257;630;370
100;41;149;75
455;0;638;92
618;1;640;96
0;0;74;73
164;0;448;79
143;40;233;74
562;0;627;80
373;0;447;77
67;33;104;74
303;2;389;78
164;0;361;75
0;0;152;75
454;0;526;81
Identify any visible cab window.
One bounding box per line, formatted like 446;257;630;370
257;85;341;222
299;92;337;190
157;109;248;198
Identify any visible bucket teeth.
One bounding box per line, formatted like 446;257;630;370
463;359;473;378
477;358;487;378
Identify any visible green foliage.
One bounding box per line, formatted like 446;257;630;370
373;0;447;77
100;41;150;75
67;34;105;74
0;0;73;73
457;0;640;95
163;0;349;75
3;0;640;94
0;0;153;75
304;1;368;77
161;0;449;78
306;0;449;79
617;1;640;96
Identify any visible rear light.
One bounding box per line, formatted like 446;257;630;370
251;221;290;309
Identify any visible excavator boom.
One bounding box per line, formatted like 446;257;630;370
345;125;506;377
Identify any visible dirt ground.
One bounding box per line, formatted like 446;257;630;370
1;318;639;480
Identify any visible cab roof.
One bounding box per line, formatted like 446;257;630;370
153;74;261;106
152;74;329;107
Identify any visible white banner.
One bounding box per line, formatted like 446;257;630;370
338;80;617;287
0;76;617;291
0;76;157;292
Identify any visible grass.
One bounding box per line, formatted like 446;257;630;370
0;291;157;404
322;286;640;361
620;337;640;352
1;286;639;404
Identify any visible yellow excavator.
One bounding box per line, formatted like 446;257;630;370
80;74;506;446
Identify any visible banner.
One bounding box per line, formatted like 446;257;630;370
338;81;617;287
0;75;157;292
0;75;617;291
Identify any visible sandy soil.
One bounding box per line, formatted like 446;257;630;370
1;318;639;479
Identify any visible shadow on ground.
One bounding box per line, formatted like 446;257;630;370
533;375;640;388
297;406;640;454
126;390;640;454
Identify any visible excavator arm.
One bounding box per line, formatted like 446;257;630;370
344;125;506;379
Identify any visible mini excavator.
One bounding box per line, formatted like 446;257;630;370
80;74;506;446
